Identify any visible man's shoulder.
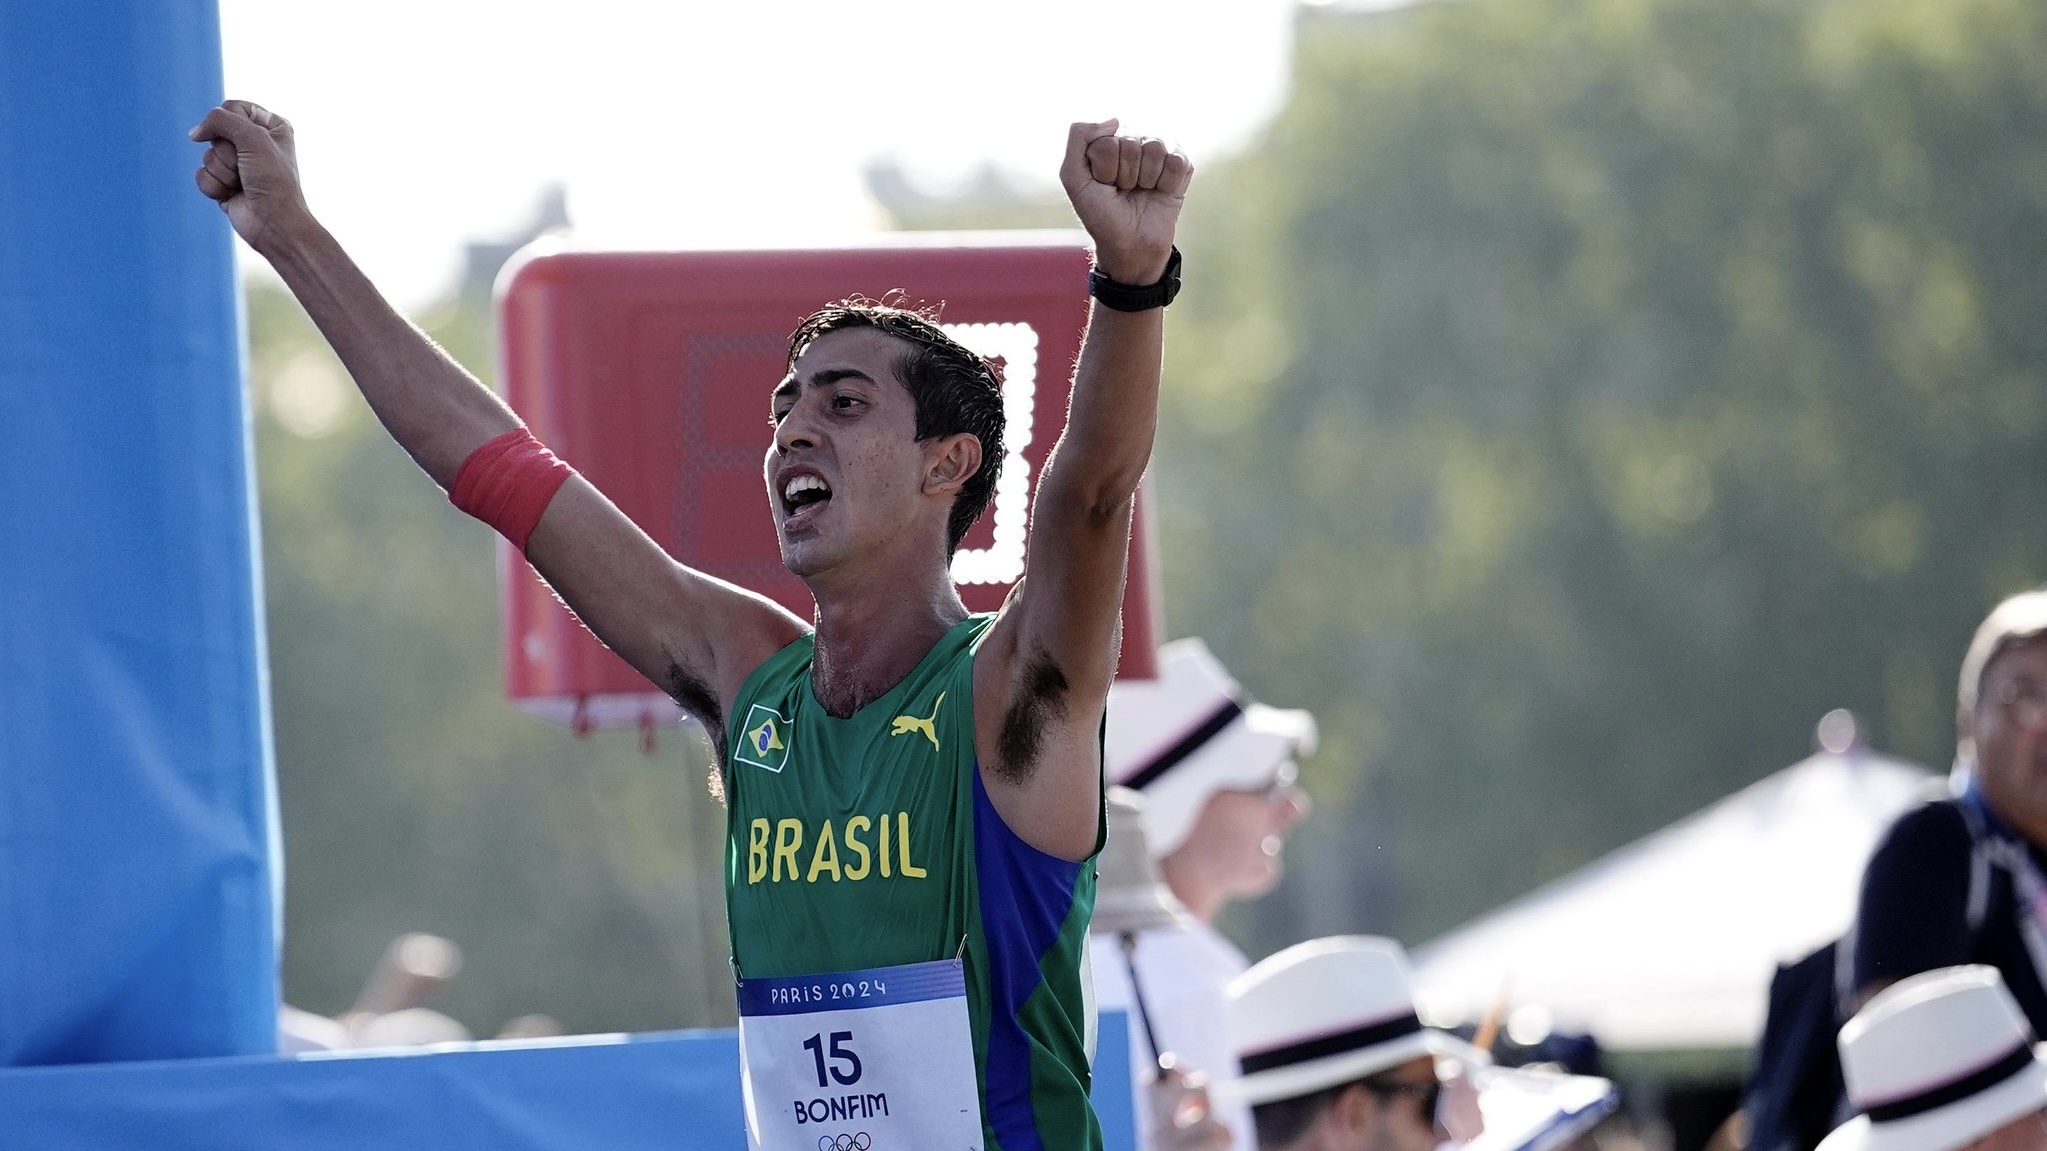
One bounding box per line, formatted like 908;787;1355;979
961;611;1001;656
736;630;818;696
1857;797;1986;926
936;613;999;694
1187;920;1251;976
1872;798;1974;862
1136;920;1250;985
726;631;817;748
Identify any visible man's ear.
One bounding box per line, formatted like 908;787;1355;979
1328;1083;1376;1139
923;432;984;496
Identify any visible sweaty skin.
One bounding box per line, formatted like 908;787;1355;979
190;102;1192;863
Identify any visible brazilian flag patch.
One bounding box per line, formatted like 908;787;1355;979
735;704;792;773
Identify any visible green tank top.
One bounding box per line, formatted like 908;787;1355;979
724;614;1103;1151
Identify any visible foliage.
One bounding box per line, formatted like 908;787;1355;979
248;282;734;1036
1160;0;2047;948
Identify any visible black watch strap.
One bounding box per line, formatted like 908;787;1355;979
1089;246;1182;312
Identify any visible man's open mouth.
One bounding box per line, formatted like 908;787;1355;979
781;473;833;519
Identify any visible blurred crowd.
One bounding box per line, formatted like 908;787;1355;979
278;932;562;1055
1090;640;1617;1151
1084;588;2047;1151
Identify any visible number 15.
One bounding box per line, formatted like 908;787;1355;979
802;1031;862;1087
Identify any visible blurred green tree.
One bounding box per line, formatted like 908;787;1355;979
1159;0;2047;949
248;277;734;1037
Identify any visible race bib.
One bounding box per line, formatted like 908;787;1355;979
737;958;983;1151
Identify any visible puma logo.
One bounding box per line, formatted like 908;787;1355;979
890;692;944;751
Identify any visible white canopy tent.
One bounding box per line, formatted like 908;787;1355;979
1411;739;1939;1051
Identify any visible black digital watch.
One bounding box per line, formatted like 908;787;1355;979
1088;246;1182;312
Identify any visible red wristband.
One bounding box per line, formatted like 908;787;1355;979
448;427;574;553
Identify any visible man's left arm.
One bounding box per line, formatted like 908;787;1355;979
975;120;1193;861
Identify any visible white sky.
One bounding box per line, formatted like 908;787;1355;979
220;1;1305;310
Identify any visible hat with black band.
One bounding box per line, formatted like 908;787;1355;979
1221;936;1483;1108
1106;638;1318;857
1818;966;2047;1151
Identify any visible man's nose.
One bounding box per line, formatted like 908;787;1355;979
775;400;820;452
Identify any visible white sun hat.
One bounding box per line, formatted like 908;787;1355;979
1222;935;1484;1107
1818;966;2047;1151
1106;638;1318;857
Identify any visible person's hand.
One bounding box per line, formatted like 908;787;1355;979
188;100;311;254
1060;120;1193;286
1440;1067;1486;1143
1148;1065;1232;1151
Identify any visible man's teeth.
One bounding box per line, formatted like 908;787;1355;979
784;474;831;507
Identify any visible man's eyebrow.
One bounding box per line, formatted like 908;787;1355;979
773;367;878;402
808;367;876;388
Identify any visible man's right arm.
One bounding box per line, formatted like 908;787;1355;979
191;101;805;733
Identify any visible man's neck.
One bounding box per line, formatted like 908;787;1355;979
809;572;969;718
1160;851;1226;925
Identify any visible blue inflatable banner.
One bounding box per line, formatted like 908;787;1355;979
0;1017;1139;1149
0;0;280;1065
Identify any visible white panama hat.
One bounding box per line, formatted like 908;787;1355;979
1106;638;1318;857
1818;966;2047;1151
1222;935;1483;1107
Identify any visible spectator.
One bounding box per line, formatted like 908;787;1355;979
1093;787;1232;1150
1849;592;2047;1029
1225;935;1481;1151
1818;966;2047;1151
1093;638;1317;1149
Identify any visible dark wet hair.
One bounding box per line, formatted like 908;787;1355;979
785;296;1005;555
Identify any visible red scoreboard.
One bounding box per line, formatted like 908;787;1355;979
495;236;1162;731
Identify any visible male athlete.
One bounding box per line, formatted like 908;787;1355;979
191;100;1191;1150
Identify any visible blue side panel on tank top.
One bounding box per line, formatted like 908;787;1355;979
0;0;281;1065
973;768;1086;1151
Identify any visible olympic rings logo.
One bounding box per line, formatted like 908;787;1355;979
819;1134;871;1151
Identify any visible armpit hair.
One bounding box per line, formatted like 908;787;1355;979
666;660;728;804
993;650;1071;784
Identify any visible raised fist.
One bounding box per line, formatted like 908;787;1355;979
188;100;309;253
1060;120;1194;286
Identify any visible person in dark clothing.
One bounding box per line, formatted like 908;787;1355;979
1849;591;2047;1033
